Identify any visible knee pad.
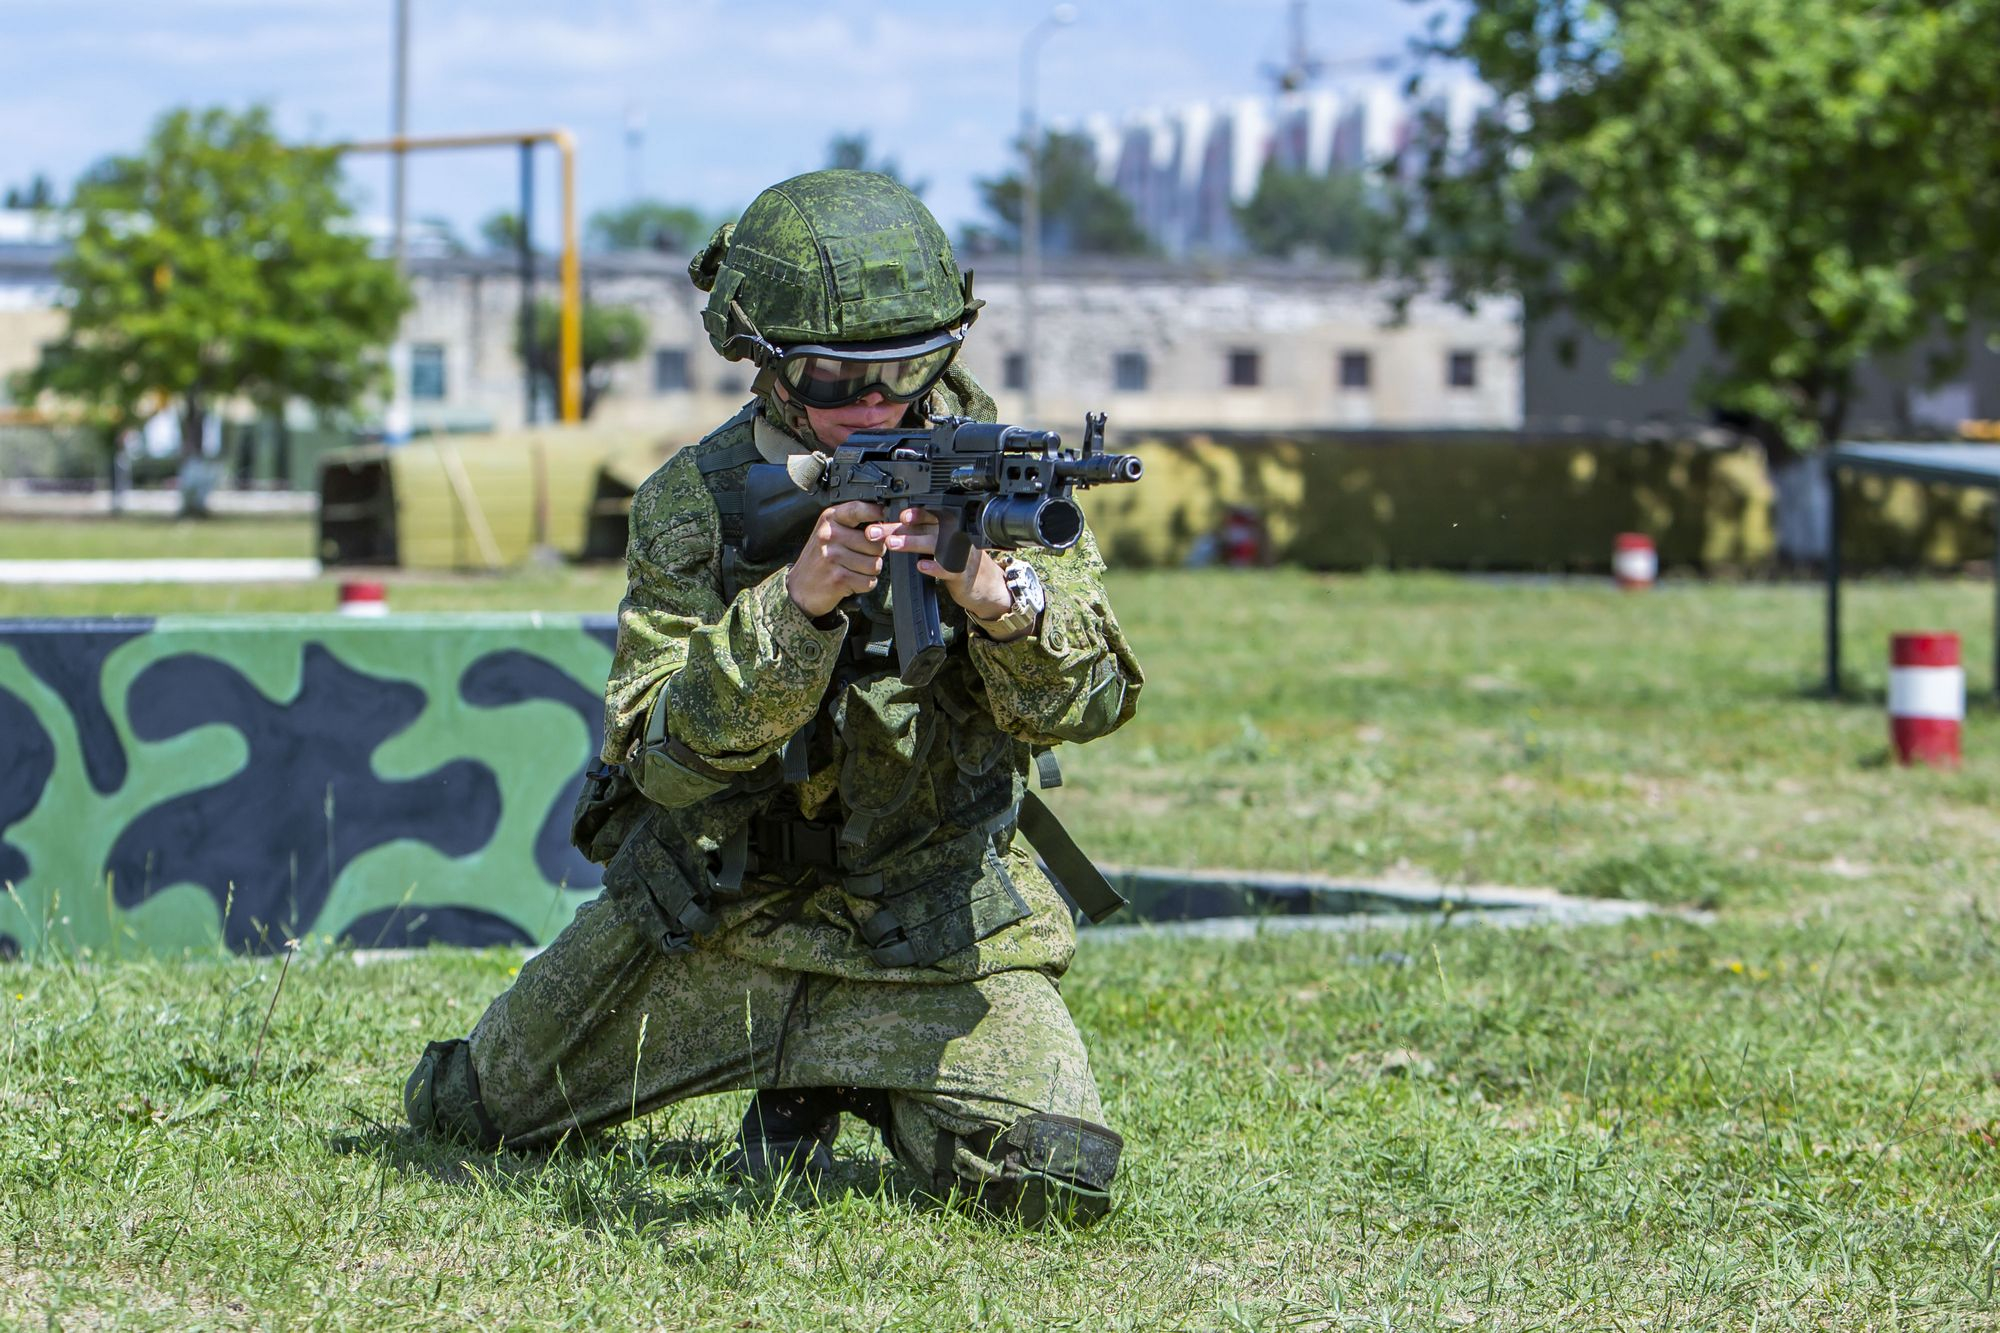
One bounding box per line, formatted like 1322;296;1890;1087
403;1038;502;1149
943;1113;1124;1226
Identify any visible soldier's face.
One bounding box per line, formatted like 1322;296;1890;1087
777;383;908;445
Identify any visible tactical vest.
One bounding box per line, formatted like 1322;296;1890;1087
573;408;1122;970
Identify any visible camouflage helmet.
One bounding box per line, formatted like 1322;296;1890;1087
689;169;978;359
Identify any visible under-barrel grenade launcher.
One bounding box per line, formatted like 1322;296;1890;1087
742;412;1143;686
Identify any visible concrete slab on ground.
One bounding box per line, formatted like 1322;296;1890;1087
0;558;323;584
1095;865;1651;925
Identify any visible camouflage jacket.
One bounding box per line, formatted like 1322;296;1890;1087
592;368;1143;981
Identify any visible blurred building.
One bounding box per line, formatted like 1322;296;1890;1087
13;202;2000;462
0;210;67;407
0;216;1523;443
401;250;1520;436
1075;81;1486;257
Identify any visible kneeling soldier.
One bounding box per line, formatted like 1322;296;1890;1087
403;169;1144;1223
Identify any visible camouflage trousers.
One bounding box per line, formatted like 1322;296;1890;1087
404;884;1121;1217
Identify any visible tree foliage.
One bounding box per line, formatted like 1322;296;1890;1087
1384;0;2000;455
965;132;1152;258
587;199;712;253
514;298;648;420
15;106;408;493
824;133;927;196
1235;164;1378;259
4;173;56;209
479;210;526;254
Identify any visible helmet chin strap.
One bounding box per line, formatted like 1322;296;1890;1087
754;365;824;449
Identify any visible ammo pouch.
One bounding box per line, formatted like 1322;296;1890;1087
600;810;730;954
843;818;1029;969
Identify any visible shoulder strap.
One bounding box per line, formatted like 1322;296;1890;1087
1016;790;1124;924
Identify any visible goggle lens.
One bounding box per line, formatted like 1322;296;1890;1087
775;342;959;408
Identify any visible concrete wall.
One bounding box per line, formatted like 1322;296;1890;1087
399;252;1522;437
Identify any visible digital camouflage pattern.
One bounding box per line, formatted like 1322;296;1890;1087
0;616;614;958
690;170;974;357
412;372;1144;1214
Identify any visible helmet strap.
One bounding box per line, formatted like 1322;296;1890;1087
756;368;825;448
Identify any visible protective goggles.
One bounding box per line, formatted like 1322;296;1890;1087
738;323;967;409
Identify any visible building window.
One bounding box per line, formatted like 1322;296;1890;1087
410;344;446;401
1447;350;1478;389
1338;351;1371;390
1227;348;1261;388
653;348;690;393
1003;352;1028;391
1112;351;1149;392
714;372;746;395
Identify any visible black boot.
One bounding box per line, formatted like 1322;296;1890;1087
726;1088;840;1181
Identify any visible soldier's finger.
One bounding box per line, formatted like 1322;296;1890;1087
883;526;937;555
824;522;887;557
825;546;884;576
825;501;886;529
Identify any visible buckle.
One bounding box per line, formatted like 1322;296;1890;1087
584;759;620;799
751;816;842;870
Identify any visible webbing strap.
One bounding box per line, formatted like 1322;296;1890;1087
1033;747;1063;790
1017;791;1124;924
697;434;763;545
693;424;761;474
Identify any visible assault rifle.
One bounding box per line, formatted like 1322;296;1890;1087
742;412;1143;687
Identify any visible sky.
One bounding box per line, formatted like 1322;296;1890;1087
0;0;1444;247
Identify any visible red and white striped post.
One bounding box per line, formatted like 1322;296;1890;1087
1613;533;1657;590
1889;632;1962;767
337;580;389;617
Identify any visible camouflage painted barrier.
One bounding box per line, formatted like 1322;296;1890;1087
0;615;615;959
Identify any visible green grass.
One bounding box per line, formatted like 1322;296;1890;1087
4;914;1996;1328
7;550;2000;1325
0;515;316;561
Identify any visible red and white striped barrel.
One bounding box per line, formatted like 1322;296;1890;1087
1889;632;1962;767
337;580;389;617
1613;533;1657;589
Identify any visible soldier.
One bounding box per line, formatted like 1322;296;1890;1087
402;170;1144;1224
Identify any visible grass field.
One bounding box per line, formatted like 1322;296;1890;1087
0;514;317;561
5;523;2000;1327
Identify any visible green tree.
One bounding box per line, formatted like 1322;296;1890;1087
514;298;648;420
16;106;408;513
1236;163;1377;259
417;214;469;257
479;210;525;253
4;173;56;209
825;133;927;196
586;199;710;252
1384;0;2000;467
965;131;1152;258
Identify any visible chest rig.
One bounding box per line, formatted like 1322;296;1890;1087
578;411;1125;969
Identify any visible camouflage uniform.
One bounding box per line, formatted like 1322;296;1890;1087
406;335;1144;1218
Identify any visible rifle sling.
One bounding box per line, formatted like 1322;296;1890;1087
1017;790;1125;925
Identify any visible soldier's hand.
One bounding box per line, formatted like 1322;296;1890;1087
871;508;1013;621
787;501;888;619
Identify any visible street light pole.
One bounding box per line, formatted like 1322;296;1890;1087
386;0;413;444
1018;3;1076;426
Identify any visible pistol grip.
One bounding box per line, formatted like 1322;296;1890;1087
937;510;975;574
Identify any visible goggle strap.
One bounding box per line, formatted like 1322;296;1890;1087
961;272;983;327
722;300;781;366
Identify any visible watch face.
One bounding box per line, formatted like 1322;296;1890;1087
1009;562;1047;615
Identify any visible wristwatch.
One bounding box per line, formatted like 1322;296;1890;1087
970;554;1046;641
